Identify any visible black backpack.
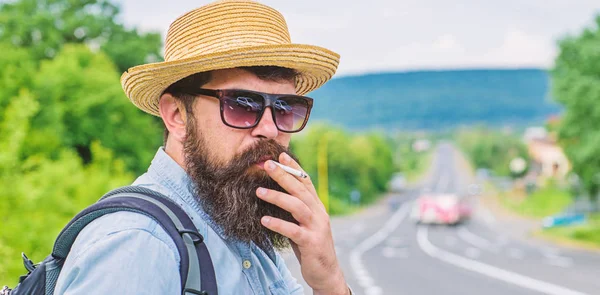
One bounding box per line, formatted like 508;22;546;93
1;186;218;295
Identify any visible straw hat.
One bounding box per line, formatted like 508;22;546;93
120;0;340;117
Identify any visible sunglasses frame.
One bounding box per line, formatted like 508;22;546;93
191;88;314;133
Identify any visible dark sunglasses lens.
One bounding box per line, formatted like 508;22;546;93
273;97;309;132
222;92;264;128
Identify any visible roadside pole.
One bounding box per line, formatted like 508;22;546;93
318;133;329;213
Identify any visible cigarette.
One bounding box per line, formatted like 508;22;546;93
273;161;308;178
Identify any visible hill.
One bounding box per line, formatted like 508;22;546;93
308;68;561;131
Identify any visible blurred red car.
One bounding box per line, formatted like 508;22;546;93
410;193;472;225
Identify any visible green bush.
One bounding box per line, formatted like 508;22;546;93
0;144;133;285
0;0;166;285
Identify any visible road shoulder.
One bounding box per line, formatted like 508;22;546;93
479;188;600;254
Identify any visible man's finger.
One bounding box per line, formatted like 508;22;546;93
256;187;313;224
261;216;307;245
278;153;319;197
265;160;319;209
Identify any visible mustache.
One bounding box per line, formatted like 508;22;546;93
226;139;294;172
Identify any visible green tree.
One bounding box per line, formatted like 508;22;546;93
0;0;162;72
0;0;168;284
456;127;528;177
552;15;600;205
26;44;162;173
0;0;165;172
0;77;134;284
0;43;36;123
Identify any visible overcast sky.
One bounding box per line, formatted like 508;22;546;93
116;0;600;77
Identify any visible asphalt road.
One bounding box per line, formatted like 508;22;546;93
282;143;600;295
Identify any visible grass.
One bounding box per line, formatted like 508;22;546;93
499;184;573;218
496;184;600;248
537;214;600;248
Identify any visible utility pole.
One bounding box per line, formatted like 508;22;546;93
318;133;329;213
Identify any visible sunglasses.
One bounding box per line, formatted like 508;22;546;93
190;88;314;133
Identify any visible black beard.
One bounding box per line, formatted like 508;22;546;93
183;122;299;251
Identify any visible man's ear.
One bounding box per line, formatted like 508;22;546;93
159;93;188;142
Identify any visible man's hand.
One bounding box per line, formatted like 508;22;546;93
256;153;349;295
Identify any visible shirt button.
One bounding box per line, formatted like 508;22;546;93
243;260;252;269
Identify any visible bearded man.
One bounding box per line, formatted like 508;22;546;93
54;1;351;294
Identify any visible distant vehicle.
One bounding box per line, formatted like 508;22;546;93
274;100;293;113
389;173;407;192
411;193;472;225
236;96;261;111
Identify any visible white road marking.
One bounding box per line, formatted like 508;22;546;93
382;247;409;258
457;227;499;252
385;236;405;247
417;226;588;295
382;247;396;258
508;248;525;260
349;202;412;295
544;256;574;268
465;247;481;258
541;247;561;257
541;248;573;268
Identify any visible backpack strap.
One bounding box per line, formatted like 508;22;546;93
51;186;218;295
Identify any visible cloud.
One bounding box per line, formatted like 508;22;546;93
116;0;598;75
478;29;555;67
334;29;555;76
432;34;464;53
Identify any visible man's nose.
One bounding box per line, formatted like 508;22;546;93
251;108;279;139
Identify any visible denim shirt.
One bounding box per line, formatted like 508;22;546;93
54;148;304;295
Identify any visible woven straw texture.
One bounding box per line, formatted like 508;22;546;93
121;0;340;116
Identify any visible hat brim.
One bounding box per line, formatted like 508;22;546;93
121;43;340;116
